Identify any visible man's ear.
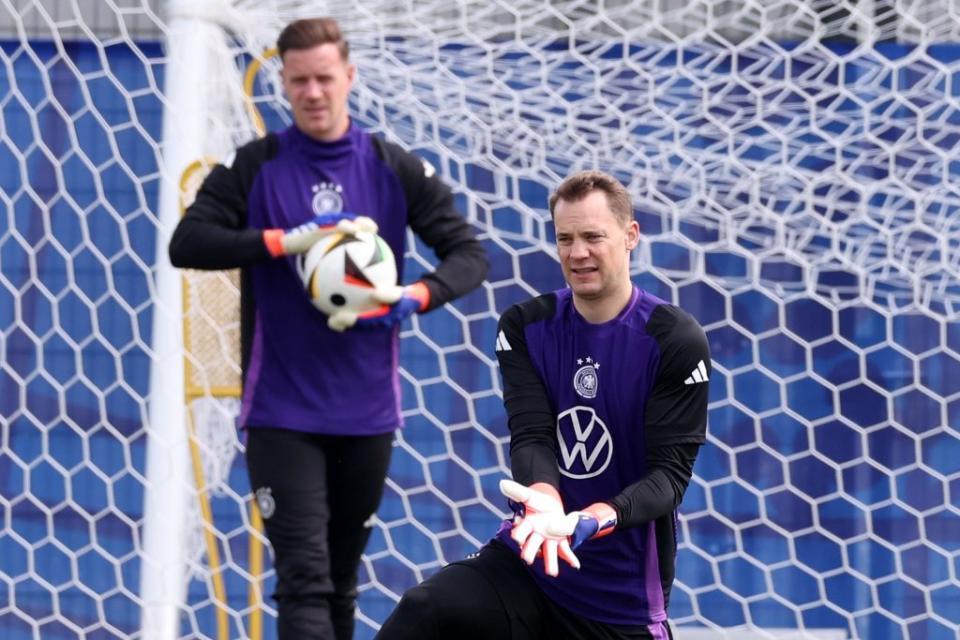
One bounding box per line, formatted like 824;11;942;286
279;64;291;100
625;221;640;251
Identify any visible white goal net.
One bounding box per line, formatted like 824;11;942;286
0;1;958;639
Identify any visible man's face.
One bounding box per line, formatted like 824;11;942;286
554;190;639;303
281;43;355;142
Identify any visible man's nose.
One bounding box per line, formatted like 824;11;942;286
303;79;323;98
568;239;589;258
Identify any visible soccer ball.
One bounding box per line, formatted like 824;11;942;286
300;231;398;318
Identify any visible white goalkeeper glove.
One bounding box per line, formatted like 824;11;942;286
499;479;580;577
544;502;618;550
326;282;431;332
263;212;378;257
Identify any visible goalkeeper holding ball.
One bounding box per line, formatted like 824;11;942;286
168;17;487;640
377;171;709;640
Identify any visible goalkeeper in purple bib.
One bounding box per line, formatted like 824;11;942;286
377;170;710;640
168;16;488;640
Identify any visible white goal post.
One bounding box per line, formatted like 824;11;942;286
0;1;958;640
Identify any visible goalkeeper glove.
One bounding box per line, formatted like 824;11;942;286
545;502;617;550
352;281;431;330
499;479;580;577
263;212;378;257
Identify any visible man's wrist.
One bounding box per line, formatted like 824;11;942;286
263;229;284;257
406;281;431;312
581;502;617;539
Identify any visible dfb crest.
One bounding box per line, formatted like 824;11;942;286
573;356;599;398
311;181;344;214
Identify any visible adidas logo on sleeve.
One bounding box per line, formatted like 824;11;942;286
495;330;512;352
684;360;710;385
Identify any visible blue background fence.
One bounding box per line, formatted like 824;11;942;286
1;37;958;639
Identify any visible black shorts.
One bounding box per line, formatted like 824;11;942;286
376;539;674;640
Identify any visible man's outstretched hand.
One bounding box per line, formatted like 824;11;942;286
499;479;580;577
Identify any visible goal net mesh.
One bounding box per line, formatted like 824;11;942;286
0;1;958;638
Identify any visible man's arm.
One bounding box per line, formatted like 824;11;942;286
607;442;701;527
496;298;560;488
496;297;587;576
169;139;276;271
372;139;489;310
610;304;710;528
547;443;701;549
170;136;376;272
